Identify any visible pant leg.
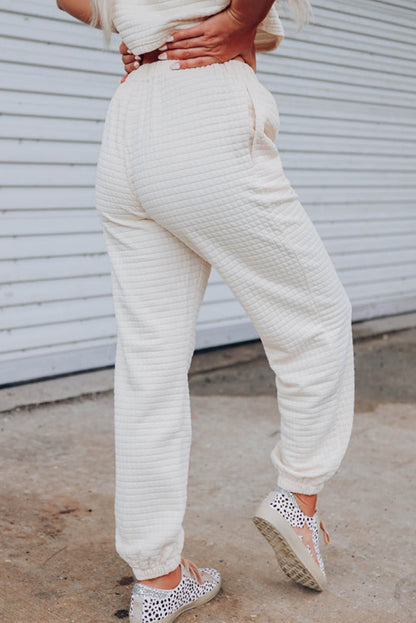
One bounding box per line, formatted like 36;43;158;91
95;86;211;579
128;59;355;496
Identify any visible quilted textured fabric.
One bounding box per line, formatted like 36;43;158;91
95;58;355;579
112;0;285;56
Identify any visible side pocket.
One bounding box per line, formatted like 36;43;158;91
266;87;280;136
244;76;280;161
244;81;258;162
258;80;280;140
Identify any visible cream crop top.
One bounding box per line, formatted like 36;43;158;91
112;0;285;56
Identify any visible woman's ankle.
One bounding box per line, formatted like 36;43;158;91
139;564;181;590
293;492;317;517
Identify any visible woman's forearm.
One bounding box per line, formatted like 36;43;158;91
56;0;97;27
228;0;276;28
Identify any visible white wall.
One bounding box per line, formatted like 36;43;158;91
0;0;415;385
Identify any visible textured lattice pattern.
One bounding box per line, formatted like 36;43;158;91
95;57;355;579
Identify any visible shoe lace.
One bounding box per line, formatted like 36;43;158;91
319;518;331;544
180;557;205;584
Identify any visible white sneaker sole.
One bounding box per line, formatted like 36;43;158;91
253;501;327;592
133;579;222;623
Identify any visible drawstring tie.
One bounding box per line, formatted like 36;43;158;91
181;557;204;584
319;518;331;544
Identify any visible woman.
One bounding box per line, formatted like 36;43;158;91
56;1;355;621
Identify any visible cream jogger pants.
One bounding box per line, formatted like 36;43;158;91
95;58;355;580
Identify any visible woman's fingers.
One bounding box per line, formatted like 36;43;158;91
167;24;206;42
157;8;257;71
158;47;208;61
122;55;142;73
124;60;141;73
122;53;135;64
169;56;220;70
119;40;142;73
119;41;129;54
163;35;206;50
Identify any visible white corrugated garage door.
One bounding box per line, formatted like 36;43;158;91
0;0;415;385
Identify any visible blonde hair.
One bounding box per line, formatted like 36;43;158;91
89;0;314;49
285;0;314;31
89;0;115;48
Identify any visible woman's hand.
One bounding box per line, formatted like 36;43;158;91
119;41;142;83
158;8;257;71
119;6;257;80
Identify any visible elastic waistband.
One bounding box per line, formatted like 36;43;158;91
126;57;256;82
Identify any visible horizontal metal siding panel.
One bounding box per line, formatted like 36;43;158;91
1;317;117;353
1;0;415;385
0;275;112;307
0;186;96;209
0;233;106;260
0;213;102;235
0;116;104;141
0;62;118;97
2;139;101;164
0;342;117;386
1;252;109;282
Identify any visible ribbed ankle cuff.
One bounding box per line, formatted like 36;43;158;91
277;474;325;496
132;557;182;581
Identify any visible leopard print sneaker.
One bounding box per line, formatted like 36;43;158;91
129;558;221;623
253;487;331;591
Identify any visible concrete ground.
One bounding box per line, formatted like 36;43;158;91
1;324;416;623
